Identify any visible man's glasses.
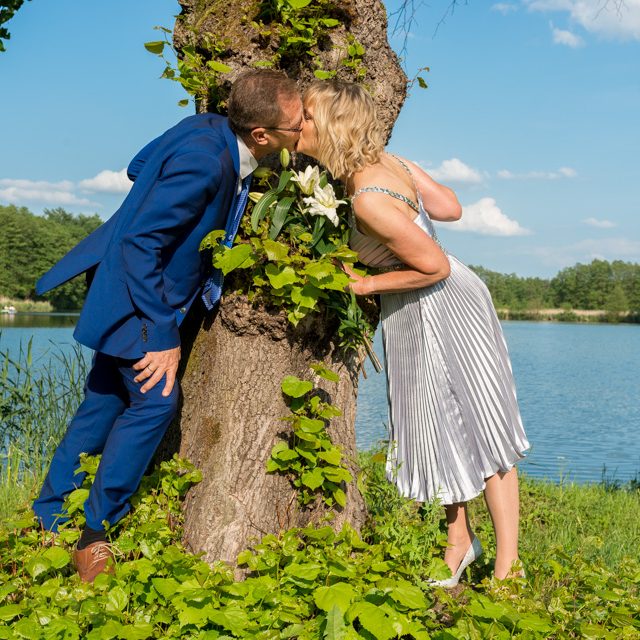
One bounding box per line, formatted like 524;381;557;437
263;125;303;133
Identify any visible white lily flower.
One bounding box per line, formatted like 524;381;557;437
303;183;347;227
291;165;321;196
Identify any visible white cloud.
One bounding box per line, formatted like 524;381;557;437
529;237;640;268
582;217;616;228
0;178;97;207
423;158;484;185
445;197;532;236
552;25;585;46
497;166;577;179
526;0;640;41
0;168;132;209
79;169;132;194
492;3;519;14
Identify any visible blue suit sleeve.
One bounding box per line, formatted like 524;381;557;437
121;151;223;352
127;135;163;182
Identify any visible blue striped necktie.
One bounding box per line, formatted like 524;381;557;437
201;174;252;310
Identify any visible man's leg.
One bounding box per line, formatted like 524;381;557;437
82;357;179;531
33;353;128;531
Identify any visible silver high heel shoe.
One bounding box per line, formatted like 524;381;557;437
428;536;483;588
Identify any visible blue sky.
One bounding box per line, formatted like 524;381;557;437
1;0;638;277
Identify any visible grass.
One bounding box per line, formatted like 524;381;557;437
0;296;53;313
0;338;88;521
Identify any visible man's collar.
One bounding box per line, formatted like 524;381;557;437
235;134;259;179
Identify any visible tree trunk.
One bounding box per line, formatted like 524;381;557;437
164;0;406;565
165;295;368;566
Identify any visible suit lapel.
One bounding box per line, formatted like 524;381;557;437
222;119;240;175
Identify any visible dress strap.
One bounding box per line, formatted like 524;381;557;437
389;153;424;209
351;186;419;213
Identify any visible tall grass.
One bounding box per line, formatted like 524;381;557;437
0;339;87;520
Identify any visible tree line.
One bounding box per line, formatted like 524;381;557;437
1;204;639;314
470;261;640;315
0;204;102;310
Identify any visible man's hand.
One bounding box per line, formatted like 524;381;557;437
133;346;181;396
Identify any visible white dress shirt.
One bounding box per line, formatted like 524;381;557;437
235;134;258;194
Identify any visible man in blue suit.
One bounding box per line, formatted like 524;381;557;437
33;70;303;582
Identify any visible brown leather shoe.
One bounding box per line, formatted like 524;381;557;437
73;541;115;583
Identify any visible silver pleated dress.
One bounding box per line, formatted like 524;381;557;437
351;176;530;505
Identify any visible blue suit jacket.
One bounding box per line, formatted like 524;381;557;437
36;114;240;359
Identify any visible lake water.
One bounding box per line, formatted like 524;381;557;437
2;314;639;484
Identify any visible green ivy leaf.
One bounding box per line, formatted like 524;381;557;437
301;467;324;490
144;40;165;55
298;417;325;433
207;60;232;73
324;604;348;639
281;376;313;398
0;604;23;622
25;556;51;579
317;449;342;465
263;239;290;262
333;487;346;508
42;546;71;570
350;602;396;640
265;264;298;289
118;623;155;640
314;69;337;80
310;363;340;382
106;585;129;612
388;581;427;610
213;244;255;275
284;562;322;581
314;582;356;613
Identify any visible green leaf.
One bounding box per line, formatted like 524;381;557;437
266;263;298;289
350;602;396;640
106;585;129;612
298;417;325;433
144;40;165;55
314;69;337;80
310;363;340;382
275;170;293;193
388;581;427;610
284;562;322;581
42;546;71;569
152;577;181;599
213;243;255;275
417;76;428;89
263;239;290;262
318;449;342;465
304;262;335;280
118;624;155;640
281;376;314;398
301;467;324;490
207;59;232;73
26;556;51;579
0;604;23;622
333;487;346;507
291;284;321;309
269;196;296;239
178;98;190;107
251;189;278;231
324;604;348;640
314;582;356;613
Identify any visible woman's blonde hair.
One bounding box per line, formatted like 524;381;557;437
303;81;385;179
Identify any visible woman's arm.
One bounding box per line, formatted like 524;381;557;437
402;157;462;222
348;191;451;295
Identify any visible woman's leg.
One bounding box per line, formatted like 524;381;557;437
483;467;521;579
443;502;474;572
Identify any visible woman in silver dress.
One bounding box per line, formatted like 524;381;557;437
296;81;530;584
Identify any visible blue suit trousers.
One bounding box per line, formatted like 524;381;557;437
33;352;179;531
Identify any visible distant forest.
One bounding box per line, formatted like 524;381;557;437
1;205;639;317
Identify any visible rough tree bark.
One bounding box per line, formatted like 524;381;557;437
162;0;407;566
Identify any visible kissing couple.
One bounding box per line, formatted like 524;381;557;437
34;71;529;585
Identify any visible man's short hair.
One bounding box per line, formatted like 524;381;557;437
227;70;298;134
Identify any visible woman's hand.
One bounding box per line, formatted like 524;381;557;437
340;262;370;296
